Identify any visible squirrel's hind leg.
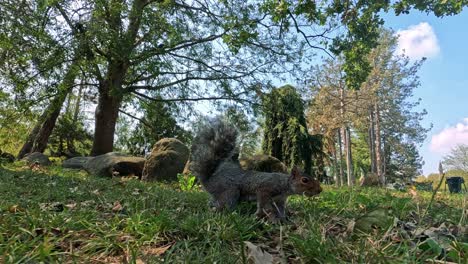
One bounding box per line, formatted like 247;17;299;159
212;189;240;211
272;197;287;220
255;193;271;218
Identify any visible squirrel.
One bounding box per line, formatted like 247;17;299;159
189;117;322;220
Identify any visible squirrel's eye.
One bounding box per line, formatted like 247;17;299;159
301;177;309;184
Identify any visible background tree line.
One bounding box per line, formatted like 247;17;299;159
1;0;466;185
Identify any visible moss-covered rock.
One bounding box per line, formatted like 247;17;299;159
142;138;189;182
22;152;51;166
84;152;145;177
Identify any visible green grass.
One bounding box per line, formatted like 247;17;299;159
0;162;466;263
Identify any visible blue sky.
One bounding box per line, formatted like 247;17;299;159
382;9;468;175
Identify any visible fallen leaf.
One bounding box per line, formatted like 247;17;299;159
112;201;123;212
346;219;356;233
245;241;279;264
65;203;77;209
143;243;174;256
355;208;394;233
80;200;94;207
9;205;21;213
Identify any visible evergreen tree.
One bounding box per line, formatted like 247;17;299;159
261;85;314;174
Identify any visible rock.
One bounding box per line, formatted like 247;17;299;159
142;138;189;182
0;151;15;163
359;173;380;187
84;152;145;177
240;154;288;173
22;152;51;166
62;157;93;169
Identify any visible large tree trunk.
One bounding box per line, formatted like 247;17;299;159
90;87;122;156
89;0;147;156
374;102;385;185
346;126;354;186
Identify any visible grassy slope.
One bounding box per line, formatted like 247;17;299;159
0;163;466;263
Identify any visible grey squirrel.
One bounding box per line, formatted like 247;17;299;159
190;117;322;220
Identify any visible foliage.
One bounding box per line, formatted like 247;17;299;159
47;112;93;157
177;173;198;192
0;95;35;155
443;144;468;171
224;107;261;158
261;85;315;174
1;0;466;156
261;0;468;89
0;163;466;262
387;142;424;181
308;29;430;183
117;99;191;156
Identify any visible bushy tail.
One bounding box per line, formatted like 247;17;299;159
190;117;239;184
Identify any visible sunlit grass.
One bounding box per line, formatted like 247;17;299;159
0;163;466;263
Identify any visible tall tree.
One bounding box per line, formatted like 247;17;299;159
261;85;314;174
308;28;430;185
0;1;89;158
51;0;325;155
2;0;464;157
361;29;430;183
307;57;368;185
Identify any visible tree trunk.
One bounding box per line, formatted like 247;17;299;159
337;129;344;186
73;80;84;124
90;88;122;156
346;126;354;186
31;105;64;153
89;0;147;156
374;102;385;185
30;60;79;153
67;80;85;155
331;137;340;186
17;60;79;158
17;114;44;159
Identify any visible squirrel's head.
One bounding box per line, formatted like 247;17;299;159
289;166;322;197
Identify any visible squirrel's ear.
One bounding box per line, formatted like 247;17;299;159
290;166;300;179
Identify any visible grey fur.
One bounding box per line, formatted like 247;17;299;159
190;117;322;220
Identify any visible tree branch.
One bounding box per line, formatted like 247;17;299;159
118;109;153;129
287;10;334;58
132;90;256;104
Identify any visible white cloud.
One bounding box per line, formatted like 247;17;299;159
396;22;440;59
430;118;468;154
